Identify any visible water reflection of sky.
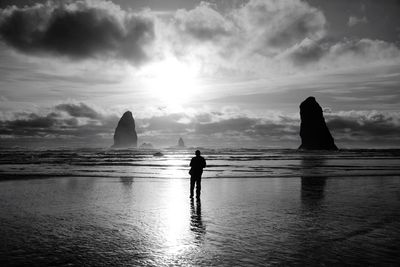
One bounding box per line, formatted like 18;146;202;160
1;176;400;266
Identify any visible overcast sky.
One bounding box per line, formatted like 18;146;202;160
0;0;400;148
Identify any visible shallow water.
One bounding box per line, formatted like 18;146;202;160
1;148;400;179
0;149;400;266
1;176;400;266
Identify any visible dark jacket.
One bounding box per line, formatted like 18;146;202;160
189;156;206;176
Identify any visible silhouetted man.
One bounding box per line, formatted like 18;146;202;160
189;150;206;199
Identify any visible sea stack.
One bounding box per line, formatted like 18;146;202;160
299;97;338;150
112;111;138;148
178;137;185;147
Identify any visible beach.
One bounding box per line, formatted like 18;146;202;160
1;149;400;266
1;0;400;265
1;176;400;266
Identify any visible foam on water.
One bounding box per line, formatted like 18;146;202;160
1;148;400;265
1;148;400;180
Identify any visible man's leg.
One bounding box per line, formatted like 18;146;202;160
190;176;195;198
196;176;201;198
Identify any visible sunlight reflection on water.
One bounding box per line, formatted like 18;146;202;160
162;180;189;255
156;157;187;179
1;149;400;265
0;177;400;266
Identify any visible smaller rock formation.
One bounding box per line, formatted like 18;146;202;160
299;97;338;150
112;111;138;148
153;152;164;157
178;137;185;147
140;142;153;149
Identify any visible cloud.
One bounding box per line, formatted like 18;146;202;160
326;111;400;141
284;38;328;65
55;102;104;119
173;2;234;42
232;0;326;51
163;0;400;77
0;103;299;147
0;102;119;142
1;0;399;77
149;0;331;78
348;15;368;27
285;38;400;68
1;101;400;147
7;112;63;130
0;1;155;64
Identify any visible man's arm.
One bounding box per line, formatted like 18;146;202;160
203;158;206;168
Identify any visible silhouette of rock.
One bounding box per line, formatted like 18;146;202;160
140;142;153;149
299;97;338;150
153;152;164;157
178;137;185;147
112;111;137;148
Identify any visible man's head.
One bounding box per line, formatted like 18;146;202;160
195;150;201;156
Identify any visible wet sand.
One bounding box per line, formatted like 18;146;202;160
1;176;400;266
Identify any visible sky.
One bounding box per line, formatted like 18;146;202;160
0;0;400;148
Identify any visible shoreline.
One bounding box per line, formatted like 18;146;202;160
1;174;399;266
2;173;400;182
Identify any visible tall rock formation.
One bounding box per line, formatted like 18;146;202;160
112;111;137;148
299;97;338;150
178;137;185;147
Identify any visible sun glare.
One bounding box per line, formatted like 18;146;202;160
142;58;200;106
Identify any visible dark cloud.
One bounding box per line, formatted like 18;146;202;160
1;112;76;137
135;110;400;147
286;38;400;67
327;112;400;139
288;39;327;65
55;103;102;119
0;1;154;63
0;102;118;141
137;112;300;145
267;12;325;48
177;21;231;41
7;112;60;130
1;103;400;147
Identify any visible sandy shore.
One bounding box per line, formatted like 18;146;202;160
1;176;400;266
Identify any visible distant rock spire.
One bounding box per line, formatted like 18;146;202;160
178;137;185;147
112;111;138;148
298;97;338;150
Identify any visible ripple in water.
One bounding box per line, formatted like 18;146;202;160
0;149;400;265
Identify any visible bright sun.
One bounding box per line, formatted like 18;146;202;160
142;57;199;106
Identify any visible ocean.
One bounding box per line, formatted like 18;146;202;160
0;148;400;266
1;148;400;180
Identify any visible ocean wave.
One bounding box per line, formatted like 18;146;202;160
1;148;400;180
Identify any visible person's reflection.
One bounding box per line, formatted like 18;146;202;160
120;177;134;197
301;176;326;204
190;198;206;243
120;177;134;187
300;156;327;207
